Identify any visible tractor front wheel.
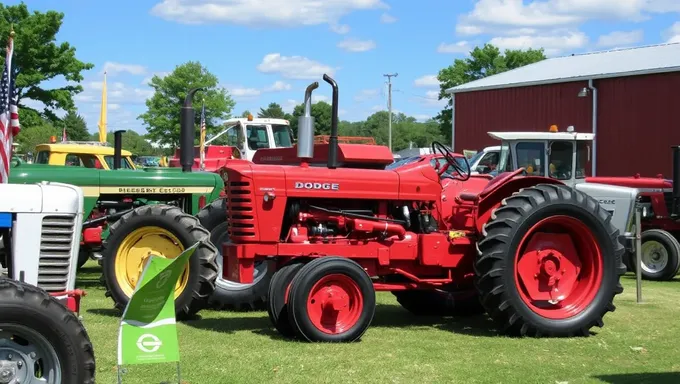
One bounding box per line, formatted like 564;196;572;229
100;205;218;320
267;262;305;338
475;184;625;337
0;278;96;384
196;198;273;310
629;229;680;281
286;257;375;342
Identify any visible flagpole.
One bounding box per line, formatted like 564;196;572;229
199;100;206;171
98;71;107;143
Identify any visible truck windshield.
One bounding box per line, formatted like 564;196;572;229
245;125;270;150
272;124;294;147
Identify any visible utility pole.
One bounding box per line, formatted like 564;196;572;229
383;73;398;151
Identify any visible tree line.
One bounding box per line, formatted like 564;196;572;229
1;2;547;155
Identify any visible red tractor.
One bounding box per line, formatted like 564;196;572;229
220;75;630;342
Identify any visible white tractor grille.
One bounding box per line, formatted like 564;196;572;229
38;215;76;292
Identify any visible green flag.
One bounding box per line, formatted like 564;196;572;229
117;241;199;366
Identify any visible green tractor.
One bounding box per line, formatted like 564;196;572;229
9;103;222;319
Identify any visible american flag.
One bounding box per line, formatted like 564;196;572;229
0;29;19;184
199;101;206;170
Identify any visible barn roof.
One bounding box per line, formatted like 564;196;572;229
446;42;680;94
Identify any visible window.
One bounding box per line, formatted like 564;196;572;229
224;126;244;148
548;142;574;180
245;125;270;150
104;155;133;169
575;141;590;178
515;142;545;176
475;152;499;174
35;151;49;164
272;124;294;147
497;143;513;173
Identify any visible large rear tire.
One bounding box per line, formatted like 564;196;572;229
100;205;218;319
475;184;625;337
0;278;96;384
196;198;273;310
628;229;680;281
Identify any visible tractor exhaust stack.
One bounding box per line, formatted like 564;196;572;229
323;74;339;169
673;146;680;217
180;87;204;173
297;81;319;160
113;130;124;170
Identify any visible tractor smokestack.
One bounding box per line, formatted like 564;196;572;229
113;130;124;170
673;146;680;216
323;74;339;169
180;87;204;172
297;81;318;160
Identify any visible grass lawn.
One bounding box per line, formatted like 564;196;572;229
77;262;680;384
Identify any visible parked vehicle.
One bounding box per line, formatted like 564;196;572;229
32;140;137;170
219;75;635;342
1;181;96;383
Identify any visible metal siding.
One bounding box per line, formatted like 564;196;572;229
596;72;680;177
455;81;592;152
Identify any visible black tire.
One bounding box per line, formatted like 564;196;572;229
0;278;96;384
267;262;305;338
628;229;680;281
196;198;273;310
77;248;90;270
475;184;625;337
392;287;485;316
100;204;218;320
287;257;376;342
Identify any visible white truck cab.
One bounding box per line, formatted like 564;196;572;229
207;115;294;161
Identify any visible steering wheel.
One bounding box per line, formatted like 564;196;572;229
431;141;470;181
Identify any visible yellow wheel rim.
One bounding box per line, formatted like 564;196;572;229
114;226;190;299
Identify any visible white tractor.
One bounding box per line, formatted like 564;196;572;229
0;181;95;384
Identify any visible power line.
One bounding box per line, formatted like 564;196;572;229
383;73;397;151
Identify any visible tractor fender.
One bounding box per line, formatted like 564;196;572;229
475;175;564;233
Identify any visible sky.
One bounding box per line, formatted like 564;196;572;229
11;0;680;135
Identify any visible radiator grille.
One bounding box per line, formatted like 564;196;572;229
39;215;76;292
226;181;256;240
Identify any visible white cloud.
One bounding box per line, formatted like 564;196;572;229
75;80;153;105
313;94;329;103
380;13;397;23
414;75;440;88
281;94;330;113
664;22;680;43
354;89;380;102
263;80;292;92
337;38;376;52
229;87;261;99
150;0;387;26
489;31;589;55
330;23;350;34
597;29;644;47
413;114;433;122
101;62;147;76
371;104;385;111
456;0;680;37
141;71;170;85
437;41;472;54
109;103;121;111
422;90;446;107
257;53;336;79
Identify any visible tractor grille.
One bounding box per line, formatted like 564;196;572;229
226;181;256;240
38;215;76;292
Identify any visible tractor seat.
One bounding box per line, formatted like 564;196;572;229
457;169;525;203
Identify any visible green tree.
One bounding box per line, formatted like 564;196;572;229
90;130;155;155
138;61;235;147
258;102;285;119
240;110;252;118
289;101;332;136
61;110;89;141
0;3;94;123
435;44;546;142
14;120;59;153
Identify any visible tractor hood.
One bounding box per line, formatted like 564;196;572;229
586;176;672;191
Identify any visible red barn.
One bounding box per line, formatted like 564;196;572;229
445;43;680;177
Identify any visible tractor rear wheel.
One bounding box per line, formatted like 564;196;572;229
286;257;376;342
0;278;95;384
196;198;273;310
392;286;484;316
475;184;625;337
628;229;680;281
100;205;218;320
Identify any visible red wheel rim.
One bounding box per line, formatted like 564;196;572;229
306;274;364;335
514;215;603;320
